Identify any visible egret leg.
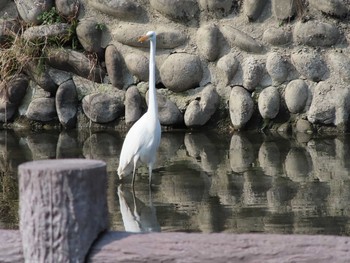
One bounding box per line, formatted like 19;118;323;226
132;158;138;189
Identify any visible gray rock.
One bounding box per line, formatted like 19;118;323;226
327;51;350;83
125;86;142;124
244;0;268;21
196;24;219;62
263;27;292;46
0;74;28;121
73;75;125;101
229;86;254;129
2;74;29;105
307;81;350;126
258;86;280;119
23;61;57;94
150;92;183;126
89;0;143;20
18;82;51;117
156;30;188;49
23;23;70;41
309;0;348;17
150;0;199;22
266;52;289;85
217;53;239;85
76;19;103;53
277;122;291;133
307;81;334;125
56;80;78;129
14;0;54;24
47;48;105;83
55;0;80;17
291;50;328;82
160;53;202;92
48;67;72;86
105;45;124;88
113;24;187;49
285;79;308;113
26;98;57;121
125;53;149;81
243;56;264;91
184;85;219;127
272;0;295;20
82;93;123;123
198;0;232;17
220;24;263;53
295;119;313;133
294;21;340;47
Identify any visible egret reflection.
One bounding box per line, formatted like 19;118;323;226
117;185;160;233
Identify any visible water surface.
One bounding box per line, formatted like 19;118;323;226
0;129;350;236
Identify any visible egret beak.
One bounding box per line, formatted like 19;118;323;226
138;35;149;43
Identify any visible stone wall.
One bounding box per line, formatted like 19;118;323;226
0;0;349;133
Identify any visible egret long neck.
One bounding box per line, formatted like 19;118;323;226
148;37;158;117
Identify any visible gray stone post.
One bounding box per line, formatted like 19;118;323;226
18;159;108;263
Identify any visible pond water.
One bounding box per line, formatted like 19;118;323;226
1;129;350;236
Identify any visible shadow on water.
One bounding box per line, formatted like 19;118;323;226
1;129;350;235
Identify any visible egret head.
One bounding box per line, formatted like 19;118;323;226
138;31;156;43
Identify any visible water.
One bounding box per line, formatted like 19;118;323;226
0;129;350;236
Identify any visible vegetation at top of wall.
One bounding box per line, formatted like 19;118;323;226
0;7;81;86
0;23;36;82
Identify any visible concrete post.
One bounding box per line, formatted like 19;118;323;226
18;159;108;263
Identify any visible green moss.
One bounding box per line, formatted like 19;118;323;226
37;7;63;25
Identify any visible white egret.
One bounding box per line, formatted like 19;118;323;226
118;31;161;186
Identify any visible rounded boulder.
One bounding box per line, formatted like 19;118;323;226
258;86;280;119
125;53;149;82
55;80;78;129
229;86;254;129
82;93;123;123
285;79;308;114
184;85;219;127
160;53;202;92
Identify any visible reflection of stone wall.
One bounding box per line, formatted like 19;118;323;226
2;129;350;234
1;0;350;132
154;132;350;234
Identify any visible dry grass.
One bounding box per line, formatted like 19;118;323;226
0;21;49;85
